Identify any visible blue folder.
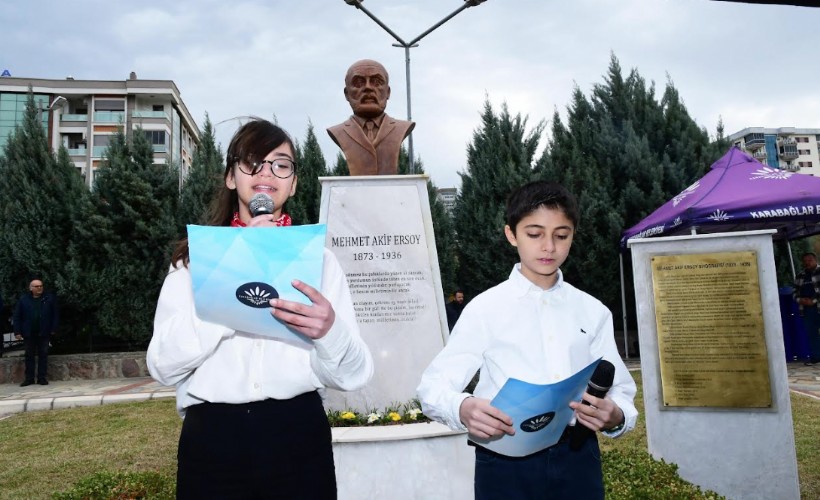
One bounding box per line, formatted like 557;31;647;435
471;358;601;457
187;224;327;346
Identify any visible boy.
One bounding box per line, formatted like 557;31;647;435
417;181;637;499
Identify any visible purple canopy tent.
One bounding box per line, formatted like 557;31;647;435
617;147;820;356
622;146;820;249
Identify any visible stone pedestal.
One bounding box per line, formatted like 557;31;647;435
629;230;800;499
319;175;447;411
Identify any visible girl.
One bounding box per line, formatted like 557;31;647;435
148;118;373;499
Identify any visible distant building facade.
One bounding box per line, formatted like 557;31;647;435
728;127;819;177
436;187;457;215
0;73;199;187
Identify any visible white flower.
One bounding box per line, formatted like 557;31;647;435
366;412;382;424
408;408;422;420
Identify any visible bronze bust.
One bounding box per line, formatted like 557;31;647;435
327;59;415;176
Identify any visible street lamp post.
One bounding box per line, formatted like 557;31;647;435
344;0;488;174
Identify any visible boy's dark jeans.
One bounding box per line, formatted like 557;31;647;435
474;433;604;500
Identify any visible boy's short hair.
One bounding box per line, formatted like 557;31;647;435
506;181;579;233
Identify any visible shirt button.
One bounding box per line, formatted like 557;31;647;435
554;375;560;381
253;383;259;389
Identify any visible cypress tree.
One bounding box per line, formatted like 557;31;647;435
178;114;223;229
454;100;543;298
330;152;349;176
289;122;328;224
0;92;86;328
67;128;179;346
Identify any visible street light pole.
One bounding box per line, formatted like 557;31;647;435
344;0;488;174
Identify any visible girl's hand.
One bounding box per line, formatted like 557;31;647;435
269;280;335;340
247;214;278;227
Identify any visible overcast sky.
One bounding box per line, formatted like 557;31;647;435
3;1;819;188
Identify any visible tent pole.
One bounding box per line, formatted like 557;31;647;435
787;239;796;281
620;253;629;359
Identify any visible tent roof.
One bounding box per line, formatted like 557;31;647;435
621;147;820;249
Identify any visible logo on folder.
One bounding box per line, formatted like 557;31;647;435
520;411;556;432
236;282;279;308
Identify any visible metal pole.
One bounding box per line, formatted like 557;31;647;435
787;239;796;281
403;45;414;174
620;253;629;358
346;1;487;176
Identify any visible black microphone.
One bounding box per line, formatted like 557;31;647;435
249;192;274;217
569;359;615;451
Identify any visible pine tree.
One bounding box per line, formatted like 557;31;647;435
289;122;328;224
66;128;179;346
454;100;543;298
0;92;86;331
330;152;349;176
178;114;224;229
536;53;724;330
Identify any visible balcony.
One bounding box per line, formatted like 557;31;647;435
132;110;170;120
779;146;799;161
93;111;124;124
67;147;87;156
92;146;108;158
61;113;88;123
743;133;765;151
151;144;168;153
752;150;767;161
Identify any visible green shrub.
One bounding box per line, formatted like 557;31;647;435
52;471;175;500
603;448;726;499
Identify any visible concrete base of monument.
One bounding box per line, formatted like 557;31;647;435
331;422;474;499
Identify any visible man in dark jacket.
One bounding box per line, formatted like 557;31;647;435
445;289;466;332
14;277;59;386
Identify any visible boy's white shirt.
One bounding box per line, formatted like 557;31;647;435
417;265;638;438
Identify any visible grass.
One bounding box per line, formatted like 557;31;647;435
0;373;817;499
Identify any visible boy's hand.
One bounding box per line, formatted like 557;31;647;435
269;280;335;340
459;397;515;439
569;394;624;432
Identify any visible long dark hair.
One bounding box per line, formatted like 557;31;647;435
171;118;296;267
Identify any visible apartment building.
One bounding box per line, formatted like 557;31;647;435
728;127;819;177
0;72;199;187
436;187;457;215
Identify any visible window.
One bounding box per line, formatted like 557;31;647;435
798;149;810;155
93;135;111;147
94;99;124;111
144;130;166;145
152;104;164;112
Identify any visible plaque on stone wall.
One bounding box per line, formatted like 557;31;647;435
651;251;771;408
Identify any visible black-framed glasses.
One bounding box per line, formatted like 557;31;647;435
237;158;296;179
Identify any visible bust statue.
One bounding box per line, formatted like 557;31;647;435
327;59;415;176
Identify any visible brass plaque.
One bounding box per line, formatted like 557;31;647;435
651;252;771;408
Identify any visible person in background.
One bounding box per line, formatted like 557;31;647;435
446;289;466;332
147;119;373;499
794;251;820;365
14;276;59;386
418;180;637;500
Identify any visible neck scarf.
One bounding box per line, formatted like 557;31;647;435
230;212;292;227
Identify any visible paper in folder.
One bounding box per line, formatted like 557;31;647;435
470;358;601;457
187;224;327;346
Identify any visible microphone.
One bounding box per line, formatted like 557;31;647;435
249;192;274;217
569;359;615;451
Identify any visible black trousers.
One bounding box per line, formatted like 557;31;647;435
474;432;604;500
23;336;49;382
177;391;336;500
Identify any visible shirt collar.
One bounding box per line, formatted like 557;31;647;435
508;263;564;297
352;114;385;130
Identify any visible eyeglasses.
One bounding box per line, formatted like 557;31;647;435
236;158;296;179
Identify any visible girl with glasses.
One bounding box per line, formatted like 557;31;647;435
148;118;373;499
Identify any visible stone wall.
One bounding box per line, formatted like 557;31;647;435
0;352;149;384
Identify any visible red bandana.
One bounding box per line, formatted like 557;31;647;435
230;212;292;227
